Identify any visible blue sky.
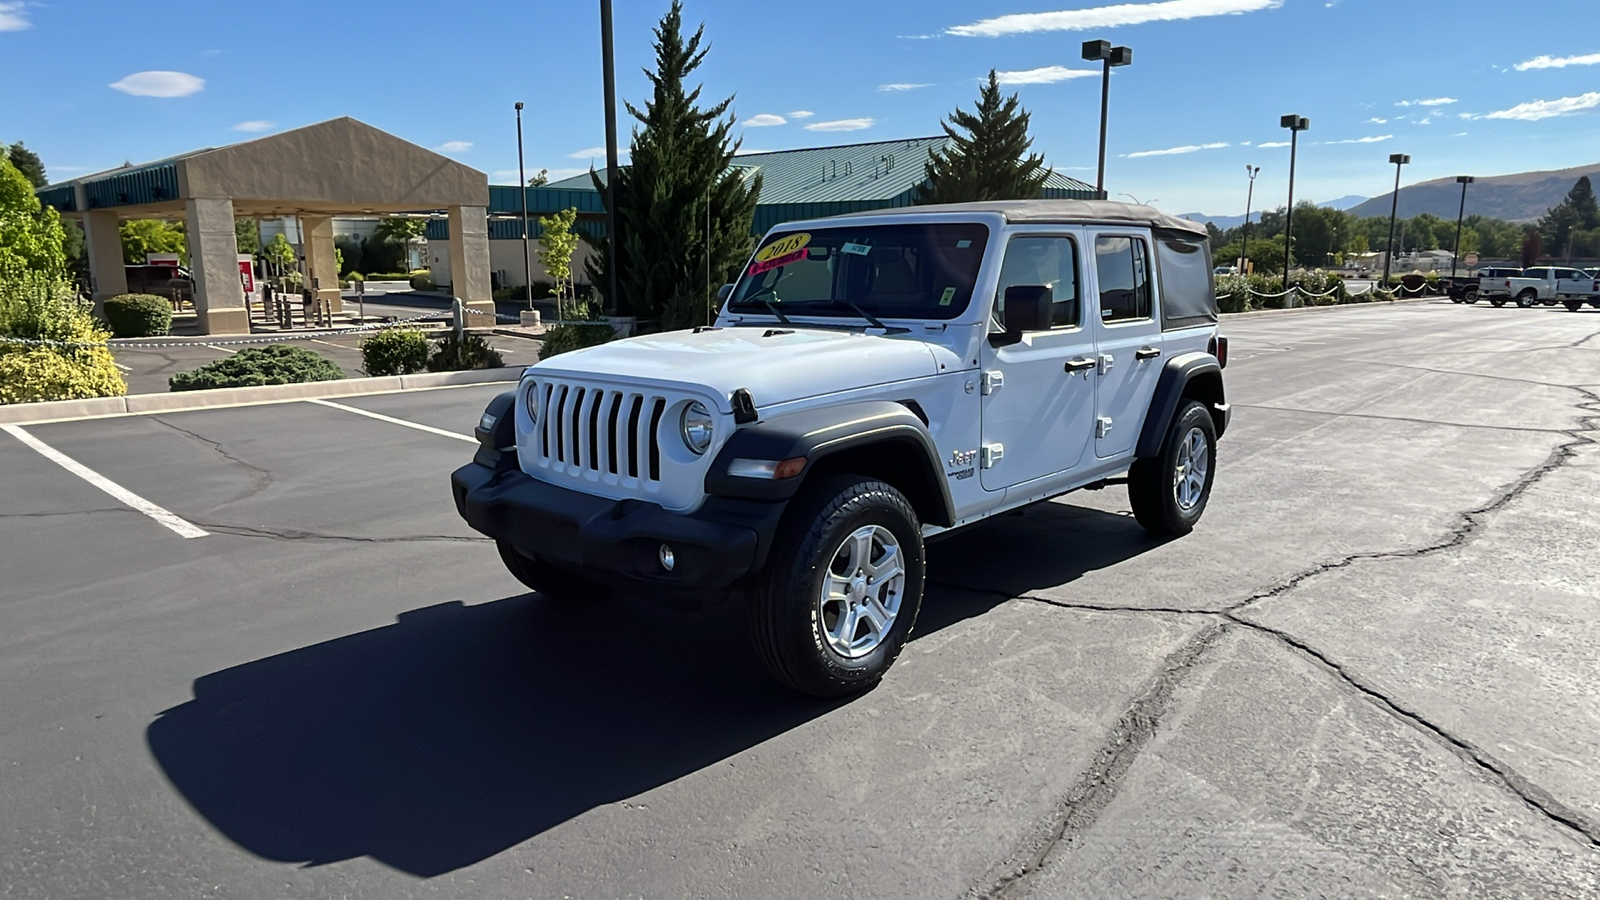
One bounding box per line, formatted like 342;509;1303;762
3;0;1598;215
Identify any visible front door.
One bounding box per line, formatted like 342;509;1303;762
1088;231;1165;459
979;232;1098;492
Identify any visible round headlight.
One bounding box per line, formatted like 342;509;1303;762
525;383;539;424
680;401;714;455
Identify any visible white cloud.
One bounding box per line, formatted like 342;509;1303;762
109;71;205;98
898;34;937;40
569;146;608;159
436;141;473;153
1126;141;1229;158
1484;92;1600;121
879;83;933;92
1395;97;1456;107
805;118;875;132
1320;134;1393;144
788;110;816;119
746;113;787;126
995;65;1100;85
1515;52;1600;71
1258;140;1290;148
232;120;275;133
948;0;1282;38
1365;117;1388;124
0;1;31;30
1240;140;1252;145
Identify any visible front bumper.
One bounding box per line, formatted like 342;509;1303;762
451;463;784;592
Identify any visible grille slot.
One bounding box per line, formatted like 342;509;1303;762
529;380;667;486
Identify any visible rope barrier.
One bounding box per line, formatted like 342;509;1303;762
0;310;444;350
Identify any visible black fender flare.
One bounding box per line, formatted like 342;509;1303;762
470;388;520;470
1136;353;1227;458
705;400;955;527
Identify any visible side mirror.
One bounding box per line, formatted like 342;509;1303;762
716;283;735;304
996;284;1052;345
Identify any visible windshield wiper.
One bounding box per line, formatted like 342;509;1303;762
791;299;893;331
759;296;792;324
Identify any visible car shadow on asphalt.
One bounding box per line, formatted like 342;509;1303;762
145;502;1156;877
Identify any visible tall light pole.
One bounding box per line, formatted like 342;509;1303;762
1082;40;1132;199
514;101;533;311
1383;153;1410;287
600;0;622;317
1451;175;1475;278
1242;165;1260;273
1280;115;1309;305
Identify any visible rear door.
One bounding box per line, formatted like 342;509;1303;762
1087;230;1164;460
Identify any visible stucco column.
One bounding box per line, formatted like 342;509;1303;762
184;197;249;335
82;210;127;301
300;215;343;314
447;205;493;321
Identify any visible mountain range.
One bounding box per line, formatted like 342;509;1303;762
1180;195;1370;230
1343;162;1600;222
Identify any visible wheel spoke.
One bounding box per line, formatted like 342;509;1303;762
848;530;874;573
867;544;902;581
833;604;859;647
858;596;888;636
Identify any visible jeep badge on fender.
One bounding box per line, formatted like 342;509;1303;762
451;200;1230;697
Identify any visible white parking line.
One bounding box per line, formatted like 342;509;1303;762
202;344;238;355
305;398;477;443
2;425;209;539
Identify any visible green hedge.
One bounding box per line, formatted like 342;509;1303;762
361;329;430;376
408;270;434;292
170;344;344;392
427;332;504;371
102;293;173;337
0;274;126;405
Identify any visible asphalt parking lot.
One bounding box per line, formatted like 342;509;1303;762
4;300;1599;898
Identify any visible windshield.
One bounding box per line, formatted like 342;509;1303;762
727;222;990;321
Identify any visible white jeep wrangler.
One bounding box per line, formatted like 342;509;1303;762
452;200;1230;696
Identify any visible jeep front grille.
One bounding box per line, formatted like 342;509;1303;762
533;381;668;484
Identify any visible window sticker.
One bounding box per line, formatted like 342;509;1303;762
753;232;811;263
842;242;872;256
956;239;973;249
939;286;957;306
748;249;808;276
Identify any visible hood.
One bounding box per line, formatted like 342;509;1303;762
533;326;940;412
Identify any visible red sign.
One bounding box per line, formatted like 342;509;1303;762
748;248;807;276
237;256;256;293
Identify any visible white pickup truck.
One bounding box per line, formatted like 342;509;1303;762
1497;266;1600;310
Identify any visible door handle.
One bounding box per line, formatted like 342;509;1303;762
1136;346;1162;360
1064;357;1097;373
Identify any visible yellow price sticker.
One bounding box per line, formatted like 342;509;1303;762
754;233;811;264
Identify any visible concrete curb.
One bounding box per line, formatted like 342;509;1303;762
0;366;526;426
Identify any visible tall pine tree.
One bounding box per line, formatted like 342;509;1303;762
3;142;47;189
917;71;1051;205
1537;175;1600;259
586;0;760;330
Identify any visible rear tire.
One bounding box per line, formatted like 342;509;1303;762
1516;289;1538;308
1129;401;1218;537
1564;299;1583;312
1490;297;1506;308
750;475;924;697
1463;289;1479;304
496;541;609;601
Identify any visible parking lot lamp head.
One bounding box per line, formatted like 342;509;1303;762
1383;154;1411;286
1280;116;1309;303
1083;40;1132;197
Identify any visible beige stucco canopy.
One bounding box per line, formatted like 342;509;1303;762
55;117;491;334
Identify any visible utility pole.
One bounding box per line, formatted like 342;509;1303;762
515;102;533;312
1451;175;1474;278
1082;40;1132;199
1242;165;1260;273
600;0;623;317
1383;153;1411;288
1280;115;1309;305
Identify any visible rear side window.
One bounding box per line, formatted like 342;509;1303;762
1154;231;1216;331
1094;235;1152;323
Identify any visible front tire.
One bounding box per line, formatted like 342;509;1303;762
496;540;609;601
1564;299;1583;312
1463;289;1479;304
1490;297;1506;308
751;476;925;697
1516;289;1538;308
1129;400;1218;537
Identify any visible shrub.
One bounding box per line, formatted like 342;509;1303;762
1295;270;1346;306
539;301;615;360
170;344;344;392
1214;274;1253;313
102;293;173;337
361;272;412;280
0;273;125;404
408;270;434;292
427;332;504;372
360;328;430;376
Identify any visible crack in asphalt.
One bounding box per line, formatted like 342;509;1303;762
0;508;132;519
966;388;1600;897
194;522;489;544
1231;402;1570;434
146;416;274;504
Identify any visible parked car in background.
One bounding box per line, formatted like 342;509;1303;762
1477;266;1527;306
1213;265;1238;276
124;264;195;307
1500;267;1596;309
1441;275;1480;303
